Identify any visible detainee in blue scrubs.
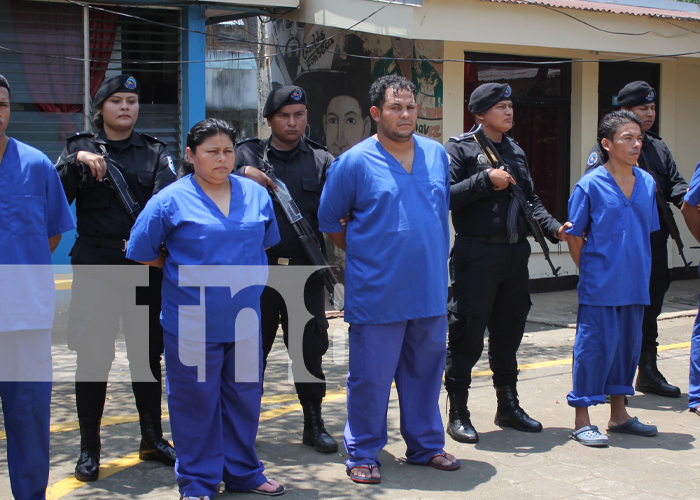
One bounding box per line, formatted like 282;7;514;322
319;76;459;484
566;110;659;447
680;161;700;417
0;74;75;500
126;119;284;499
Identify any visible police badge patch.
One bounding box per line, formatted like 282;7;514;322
503;85;512;99
125;77;137;90
291;88;303;101
587;152;598;167
477;154;489;165
646;90;655;102
168;156;175;175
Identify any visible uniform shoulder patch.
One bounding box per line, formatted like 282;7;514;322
167;156;175;175
477;153;489;165
140;133;167;146
235;137;260;148
305;137;328;151
67;131;95;141
586;151;598;167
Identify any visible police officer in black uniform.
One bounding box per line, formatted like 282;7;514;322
585;81;687;398
234;85;338;453
56;75;177;481
444;83;570;444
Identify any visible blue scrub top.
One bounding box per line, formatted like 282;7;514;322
0;138;75;331
126;174;280;342
684;162;700;278
318;135;451;325
567;165;659;306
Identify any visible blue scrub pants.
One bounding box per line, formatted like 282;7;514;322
344;315;447;470
688;303;700;409
0;329;52;500
163;331;266;498
567;305;644;408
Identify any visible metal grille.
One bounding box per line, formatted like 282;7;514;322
0;0;182;161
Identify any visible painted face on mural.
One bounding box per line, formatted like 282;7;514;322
272;19;306;81
626;103;656;134
323;95;371;156
0;87;10;139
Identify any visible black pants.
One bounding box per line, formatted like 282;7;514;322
69;241;164;420
261;259;330;401
642;228;671;352
445;237;531;393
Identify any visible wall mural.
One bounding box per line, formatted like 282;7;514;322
269;21;444;295
270;20;444;154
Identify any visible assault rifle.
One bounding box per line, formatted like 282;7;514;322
79;145;141;221
261;146;344;310
637;151;691;268
466;125;561;277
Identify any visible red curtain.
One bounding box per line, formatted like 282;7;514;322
11;0;117;140
90;10;118;98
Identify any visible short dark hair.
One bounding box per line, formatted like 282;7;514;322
0;74;11;99
178;118;238;177
369;75;416;110
597;110;643;163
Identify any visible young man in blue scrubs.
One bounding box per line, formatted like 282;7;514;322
318;75;459;484
680;163;700;417
566;110;660;447
0;74;76;499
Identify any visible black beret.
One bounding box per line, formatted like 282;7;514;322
468;83;512;114
617;81;655;108
263;85;307;118
94;75;140;108
0;73;10;98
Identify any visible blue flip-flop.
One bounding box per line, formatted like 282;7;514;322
608;417;658;436
572;425;609;447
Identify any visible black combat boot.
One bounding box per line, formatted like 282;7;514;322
75;418;101;482
494;385;543;432
301;399;338;453
635;348;681;398
446;392;479;443
139;412;177;466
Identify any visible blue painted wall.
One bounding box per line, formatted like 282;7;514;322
182;5;207;144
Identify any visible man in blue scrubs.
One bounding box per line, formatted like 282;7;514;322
0;74;76;499
680;163;700;416
567;110;659;446
318;75;459;484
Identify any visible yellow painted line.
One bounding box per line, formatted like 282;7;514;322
658;341;691;351
33;341;697;499
55;274;72;291
43;391;349;499
46;452;141;500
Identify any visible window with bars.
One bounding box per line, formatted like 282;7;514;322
0;0;181;162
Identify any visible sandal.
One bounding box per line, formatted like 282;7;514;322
690;407;700;416
428;450;461;471
572;425;609;447
247;480;285;496
608;417;657;436
346;464;381;484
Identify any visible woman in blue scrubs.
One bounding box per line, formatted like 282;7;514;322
126;118;284;498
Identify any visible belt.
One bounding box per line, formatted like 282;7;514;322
78;235;128;252
458;234;527;244
268;256;310;266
